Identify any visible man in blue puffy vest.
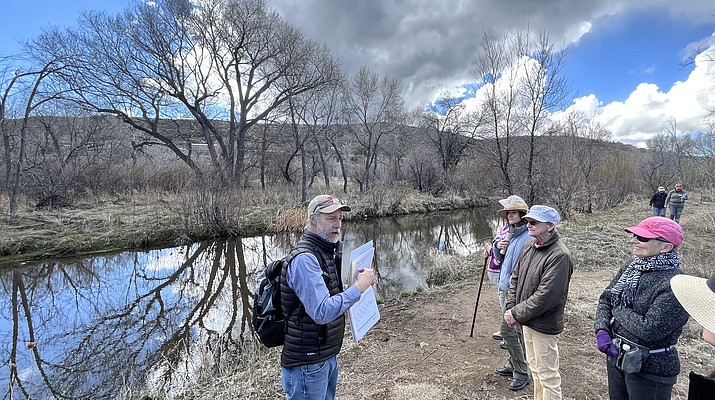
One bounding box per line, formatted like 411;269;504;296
280;195;374;400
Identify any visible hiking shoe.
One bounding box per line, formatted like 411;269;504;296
499;340;508;349
495;367;513;377
492;331;503;341
509;378;529;391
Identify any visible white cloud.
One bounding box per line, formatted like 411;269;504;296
585;31;715;146
266;0;715;146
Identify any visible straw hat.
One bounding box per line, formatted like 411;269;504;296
670;272;715;332
497;200;529;219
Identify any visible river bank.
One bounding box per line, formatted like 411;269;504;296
0;188;482;266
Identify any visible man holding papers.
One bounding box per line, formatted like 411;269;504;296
280;195;375;400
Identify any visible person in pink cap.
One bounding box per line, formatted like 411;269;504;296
594;216;688;400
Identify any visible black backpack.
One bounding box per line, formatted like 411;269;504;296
252;246;312;348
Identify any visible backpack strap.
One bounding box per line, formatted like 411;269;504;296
281;244;326;323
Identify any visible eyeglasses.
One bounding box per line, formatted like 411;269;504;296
633;234;669;243
525;220;542;226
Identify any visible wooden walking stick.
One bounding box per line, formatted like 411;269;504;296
469;255;489;337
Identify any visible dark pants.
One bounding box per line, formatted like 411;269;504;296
499;290;530;381
606;356;674;400
668;206;684;223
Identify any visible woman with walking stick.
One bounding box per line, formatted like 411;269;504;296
486;195;533;391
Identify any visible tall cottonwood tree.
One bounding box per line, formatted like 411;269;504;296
279;78;348;200
472;31;522;195
471;30;569;202
194;0;340;186
342;66;404;192
517;31;569;204
31;0;340;187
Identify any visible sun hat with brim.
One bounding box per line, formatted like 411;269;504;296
523;205;560;225
498;195;525;208
670;272;715;332
497;200;529;219
624;216;683;247
307;195;351;217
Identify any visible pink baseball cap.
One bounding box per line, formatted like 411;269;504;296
625;216;683;247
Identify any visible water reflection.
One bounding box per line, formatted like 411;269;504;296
0;209;493;398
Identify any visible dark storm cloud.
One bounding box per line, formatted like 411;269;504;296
267;0;712;108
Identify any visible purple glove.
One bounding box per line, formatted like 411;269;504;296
596;330;619;357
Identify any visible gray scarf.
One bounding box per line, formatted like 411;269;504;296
609;251;680;308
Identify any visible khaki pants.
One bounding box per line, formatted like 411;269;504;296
523;326;562;400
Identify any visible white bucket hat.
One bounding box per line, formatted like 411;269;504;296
670;272;715;332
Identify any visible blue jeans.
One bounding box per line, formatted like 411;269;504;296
652;207;666;217
669;206;684;223
606;355;674;400
282;356;339;400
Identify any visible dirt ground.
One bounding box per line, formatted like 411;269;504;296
218;266;714;400
330;268;715;400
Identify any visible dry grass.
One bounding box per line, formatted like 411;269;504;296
0;186;479;266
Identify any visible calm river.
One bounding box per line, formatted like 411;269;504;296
1;208;497;399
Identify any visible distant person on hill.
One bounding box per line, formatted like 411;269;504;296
488;196;532;391
504;205;573;399
670;272;715;399
665;183;688;223
594;216;688;400
650;186;668;217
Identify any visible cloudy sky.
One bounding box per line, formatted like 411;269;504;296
3;0;714;147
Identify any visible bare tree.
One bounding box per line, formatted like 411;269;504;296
29;0;340;188
196;0;341;186
1;60;64;216
660;118;696;183
550;111;610;214
641;133;679;191
692;120;715;188
472;30;569;202
472;31;522;195
517;31;570;204
342;66;404;192
420;93;482;178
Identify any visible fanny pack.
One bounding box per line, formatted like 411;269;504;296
613;335;674;374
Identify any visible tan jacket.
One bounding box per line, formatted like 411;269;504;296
506;232;573;335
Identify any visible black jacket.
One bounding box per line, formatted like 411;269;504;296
650;192;667;208
280;232;345;368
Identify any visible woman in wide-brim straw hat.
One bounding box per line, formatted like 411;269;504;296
671;272;715;346
671;272;715;399
594;216;689;400
485;195;533;391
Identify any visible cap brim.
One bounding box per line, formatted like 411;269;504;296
671;275;715;332
318;204;351;213
624;226;659;238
